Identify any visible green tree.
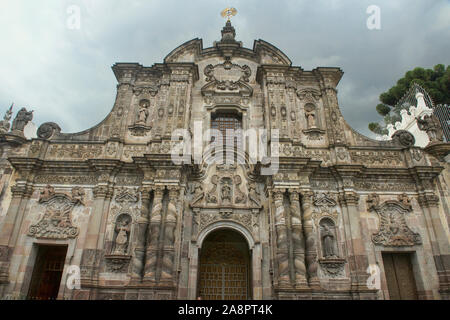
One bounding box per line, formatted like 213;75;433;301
368;64;450;135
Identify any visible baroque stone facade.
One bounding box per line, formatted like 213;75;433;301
0;21;449;300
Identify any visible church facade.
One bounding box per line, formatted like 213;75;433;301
0;21;449;300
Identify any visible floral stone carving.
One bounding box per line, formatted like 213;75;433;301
367;194;421;247
28;185;84;239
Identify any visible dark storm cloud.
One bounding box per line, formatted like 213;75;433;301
0;0;449;137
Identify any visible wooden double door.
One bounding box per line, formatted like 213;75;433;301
382;252;418;300
198;229;251;300
27;245;67;300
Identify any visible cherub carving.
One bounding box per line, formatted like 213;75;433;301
205;175;218;204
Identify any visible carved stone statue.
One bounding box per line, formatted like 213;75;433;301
233;175;246;204
191;182;204;205
113;216;131;255
321;224;337;258
0;104;13;134
221;179;232;204
248;182;261;207
11;107;33;132
205;175;218;204
305;104;317;128
416;114;444;142
137;101;149;124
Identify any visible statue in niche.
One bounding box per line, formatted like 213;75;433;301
221;178;232;204
248;182;261;207
205;175;218;204
304;104;317;128
191;181;204;205
320;220;338;259
137;100;150;124
416;114;443;142
112;215;131;255
11;107;33;132
233;175;246;204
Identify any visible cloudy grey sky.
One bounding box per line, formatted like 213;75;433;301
1;0;449;137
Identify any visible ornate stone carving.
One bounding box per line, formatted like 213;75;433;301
37;122;61;140
104;256;131;273
248;182;261;207
28;185;84;239
233;175;247;204
289;189;307;288
220;177;233;205
0;104;13;134
272;189;290;286
160;187;179;282
367;197;421;247
350;150;403;166
111;214;131;255
48;144;103;160
416;114;444;143
391;130;415;147
190;181;204;206
205;175;218;204
296;88;321;101
11;107;33;132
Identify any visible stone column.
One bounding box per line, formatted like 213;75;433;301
272;188;290;287
131;185;151;279
160;186;179;284
288;189;308;288
300;190;320;289
417;191;450;299
143;185;164;281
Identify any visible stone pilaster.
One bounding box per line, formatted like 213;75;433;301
417;191;450;299
338;190;370;295
288;189;308;289
300;190;320;289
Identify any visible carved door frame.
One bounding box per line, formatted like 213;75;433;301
21;239;75;299
187;221;262;300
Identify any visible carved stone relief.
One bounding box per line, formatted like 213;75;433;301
367;194;421;246
28;185;84;239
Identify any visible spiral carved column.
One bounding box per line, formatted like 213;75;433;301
300;191;320;289
143;186;164;281
289;189;308;289
160;187;179;284
273;189;290;287
131;185;151;279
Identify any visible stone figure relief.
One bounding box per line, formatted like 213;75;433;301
233;175;246;204
205;175;218;204
304;103;317;128
160;187;179;282
248;182;261;207
191;181;204;205
221;178;232;205
112;214;131;255
416;114;444;142
320;219;338;259
11;107;33;132
137;99;150;124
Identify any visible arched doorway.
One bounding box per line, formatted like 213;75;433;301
198;228;251;300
